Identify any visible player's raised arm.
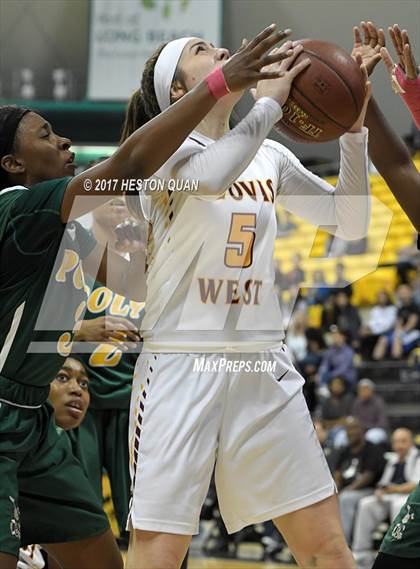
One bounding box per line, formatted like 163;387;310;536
158;45;310;197
273;63;371;241
352;21;420;232
62;24;294;220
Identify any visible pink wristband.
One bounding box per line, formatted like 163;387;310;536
395;65;420;129
205;67;231;100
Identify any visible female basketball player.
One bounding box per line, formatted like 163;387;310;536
122;35;371;569
351;20;420;569
0;25;292;569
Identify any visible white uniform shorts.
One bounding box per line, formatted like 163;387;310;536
128;345;335;535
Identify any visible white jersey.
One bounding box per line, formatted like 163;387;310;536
137;99;370;352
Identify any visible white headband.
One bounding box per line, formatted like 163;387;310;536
154;37;194;112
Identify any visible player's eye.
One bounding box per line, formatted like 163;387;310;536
79;379;89;390
195;45;206;53
55;373;69;383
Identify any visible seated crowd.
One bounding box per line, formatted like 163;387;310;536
198;259;420;564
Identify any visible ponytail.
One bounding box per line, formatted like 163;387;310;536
120;42;173;144
119;89;150;144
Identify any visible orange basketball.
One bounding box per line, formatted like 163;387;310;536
275;39;366;143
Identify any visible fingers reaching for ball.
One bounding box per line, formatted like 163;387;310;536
388;25;418;80
380;47;395;75
253;43;310;107
351;21;384;76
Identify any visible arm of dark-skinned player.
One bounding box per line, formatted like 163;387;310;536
365;95;420;232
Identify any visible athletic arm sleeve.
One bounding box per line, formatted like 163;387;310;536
155;97;283;198
272;128;370;240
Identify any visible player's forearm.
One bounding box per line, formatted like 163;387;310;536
366;98;411;170
333;128;371;240
62;82;218;221
173;97;283;197
348;472;375;490
387;482;416;494
366;98;420;231
121;81;217;179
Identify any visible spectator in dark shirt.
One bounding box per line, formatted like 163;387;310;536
313;419;337;471
286;253;305;289
321;376;355;448
334;291;361;344
334;417;386;543
321;376;355;427
352;378;389;444
319;326;357;387
374;284;420;360
330;261;353;297
352;429;420;566
306;269;330;305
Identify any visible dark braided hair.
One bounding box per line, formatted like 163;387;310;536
0;105;31;189
120;42;185;144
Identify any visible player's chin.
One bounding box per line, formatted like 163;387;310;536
64;162;77;176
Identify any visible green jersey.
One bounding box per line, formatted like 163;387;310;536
0;178;96;406
81;279;144;409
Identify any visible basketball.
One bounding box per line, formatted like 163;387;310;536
275;39;366;143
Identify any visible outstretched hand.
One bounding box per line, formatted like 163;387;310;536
222;24;297;92
382;24;419;80
250;43;311;107
351;21;385;76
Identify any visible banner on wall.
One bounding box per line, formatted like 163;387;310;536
88;0;222;101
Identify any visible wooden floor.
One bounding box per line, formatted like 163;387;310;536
189;558;291;568
122;552;292;568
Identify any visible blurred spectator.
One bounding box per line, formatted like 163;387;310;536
300;354;319;413
320;376;355;448
286;312;308;363
321;290;361;343
373;284;420;360
274;262;286;297
359;291;397;359
321;376;354;428
396;235;420;284
313;419;337;471
286;253;305;289
319;326;357;387
352;378;389;444
330;262;353;297
334;417;386;543
352;428;420;566
306;269;330;305
412;267;420;306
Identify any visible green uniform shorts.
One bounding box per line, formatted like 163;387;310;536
0;399;109;557
380;483;420;559
75;408;131;535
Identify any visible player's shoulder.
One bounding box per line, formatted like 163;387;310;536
0;186;28;235
0;184;29;203
261;137;298;161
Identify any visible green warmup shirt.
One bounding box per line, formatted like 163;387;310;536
0;178;97;406
80;278;144;409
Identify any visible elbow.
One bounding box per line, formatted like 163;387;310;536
196;178;229;199
336;197;371;241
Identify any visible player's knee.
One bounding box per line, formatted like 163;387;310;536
300;528;350;561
